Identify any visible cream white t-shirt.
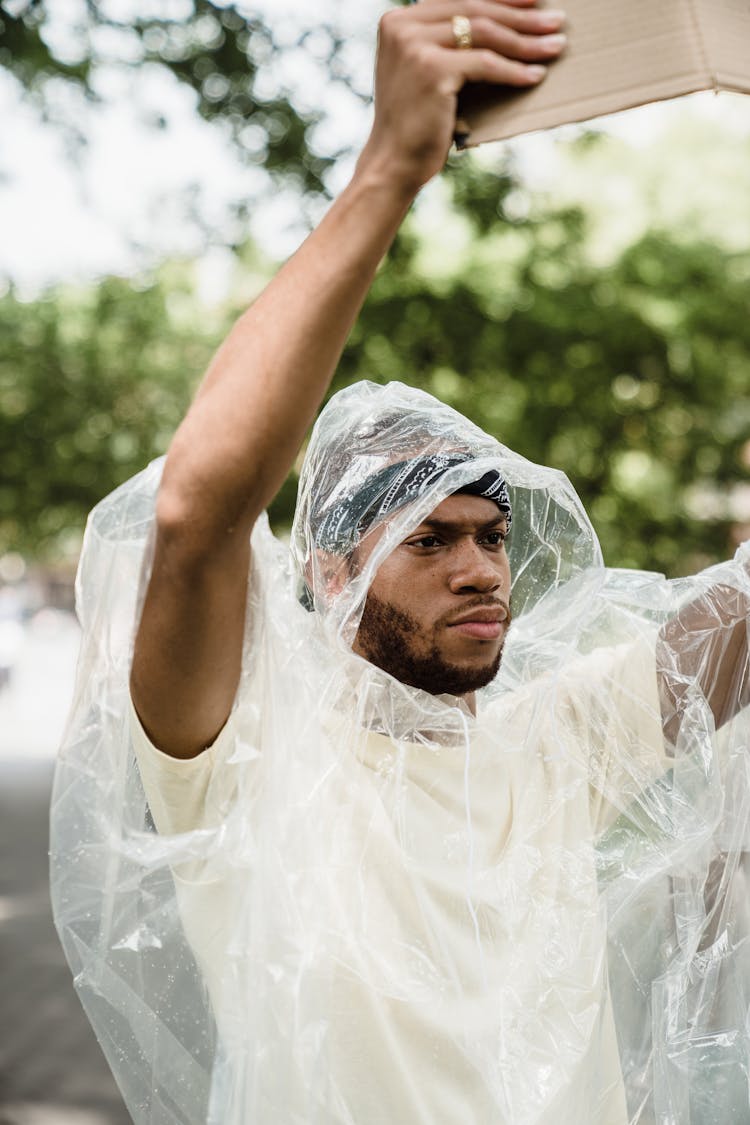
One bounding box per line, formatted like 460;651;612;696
131;634;667;1125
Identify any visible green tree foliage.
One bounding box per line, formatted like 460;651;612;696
309;161;750;578
3;159;748;576
0;272;219;558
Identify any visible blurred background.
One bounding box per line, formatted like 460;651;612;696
2;0;750;1120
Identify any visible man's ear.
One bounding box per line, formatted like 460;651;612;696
304;549;353;604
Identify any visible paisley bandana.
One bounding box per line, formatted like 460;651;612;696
312;452;512;555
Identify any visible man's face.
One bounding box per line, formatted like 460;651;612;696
352;494;512;701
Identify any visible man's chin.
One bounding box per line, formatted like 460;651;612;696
394;648;504;698
438;659;502;697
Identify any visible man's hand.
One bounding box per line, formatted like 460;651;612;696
359;0;567;193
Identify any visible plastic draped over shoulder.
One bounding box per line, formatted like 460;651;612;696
50;380;750;1124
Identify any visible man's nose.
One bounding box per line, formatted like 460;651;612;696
447;540;503;594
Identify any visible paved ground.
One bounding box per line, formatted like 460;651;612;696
0;758;130;1125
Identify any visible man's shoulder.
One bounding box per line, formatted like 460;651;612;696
483;628;659;724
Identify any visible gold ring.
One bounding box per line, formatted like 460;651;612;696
451;14;472;50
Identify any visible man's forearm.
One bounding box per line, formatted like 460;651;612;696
155;0;566;555
159;158;415;551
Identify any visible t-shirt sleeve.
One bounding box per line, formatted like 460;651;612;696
129;697;250;999
557;630;671;836
129;695;239;839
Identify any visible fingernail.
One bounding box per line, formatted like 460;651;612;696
540;9;566;28
527;65;547;82
542;33;567;50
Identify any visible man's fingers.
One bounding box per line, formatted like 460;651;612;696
443;46;549;88
422;19;566;63
408;1;566;36
378;3;565;98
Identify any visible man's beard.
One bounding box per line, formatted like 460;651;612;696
355;592;507;697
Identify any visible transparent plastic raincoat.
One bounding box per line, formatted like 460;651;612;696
51;381;750;1124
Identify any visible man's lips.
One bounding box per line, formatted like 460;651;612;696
450;621;504;640
445;605;509;640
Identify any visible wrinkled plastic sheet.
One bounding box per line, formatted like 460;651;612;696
51;382;750;1123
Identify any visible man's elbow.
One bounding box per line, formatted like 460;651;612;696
154;466;254;570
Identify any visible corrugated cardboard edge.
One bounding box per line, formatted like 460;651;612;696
457;74;715;147
455;0;750;147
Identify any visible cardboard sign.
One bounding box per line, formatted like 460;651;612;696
456;0;750;147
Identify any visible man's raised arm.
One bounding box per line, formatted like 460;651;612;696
129;0;567;758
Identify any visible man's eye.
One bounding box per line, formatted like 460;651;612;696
482;531;507;546
411;536;442;549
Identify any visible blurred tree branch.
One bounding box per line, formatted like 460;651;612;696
0;0;340;199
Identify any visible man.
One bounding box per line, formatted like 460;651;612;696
51;3;750;1123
